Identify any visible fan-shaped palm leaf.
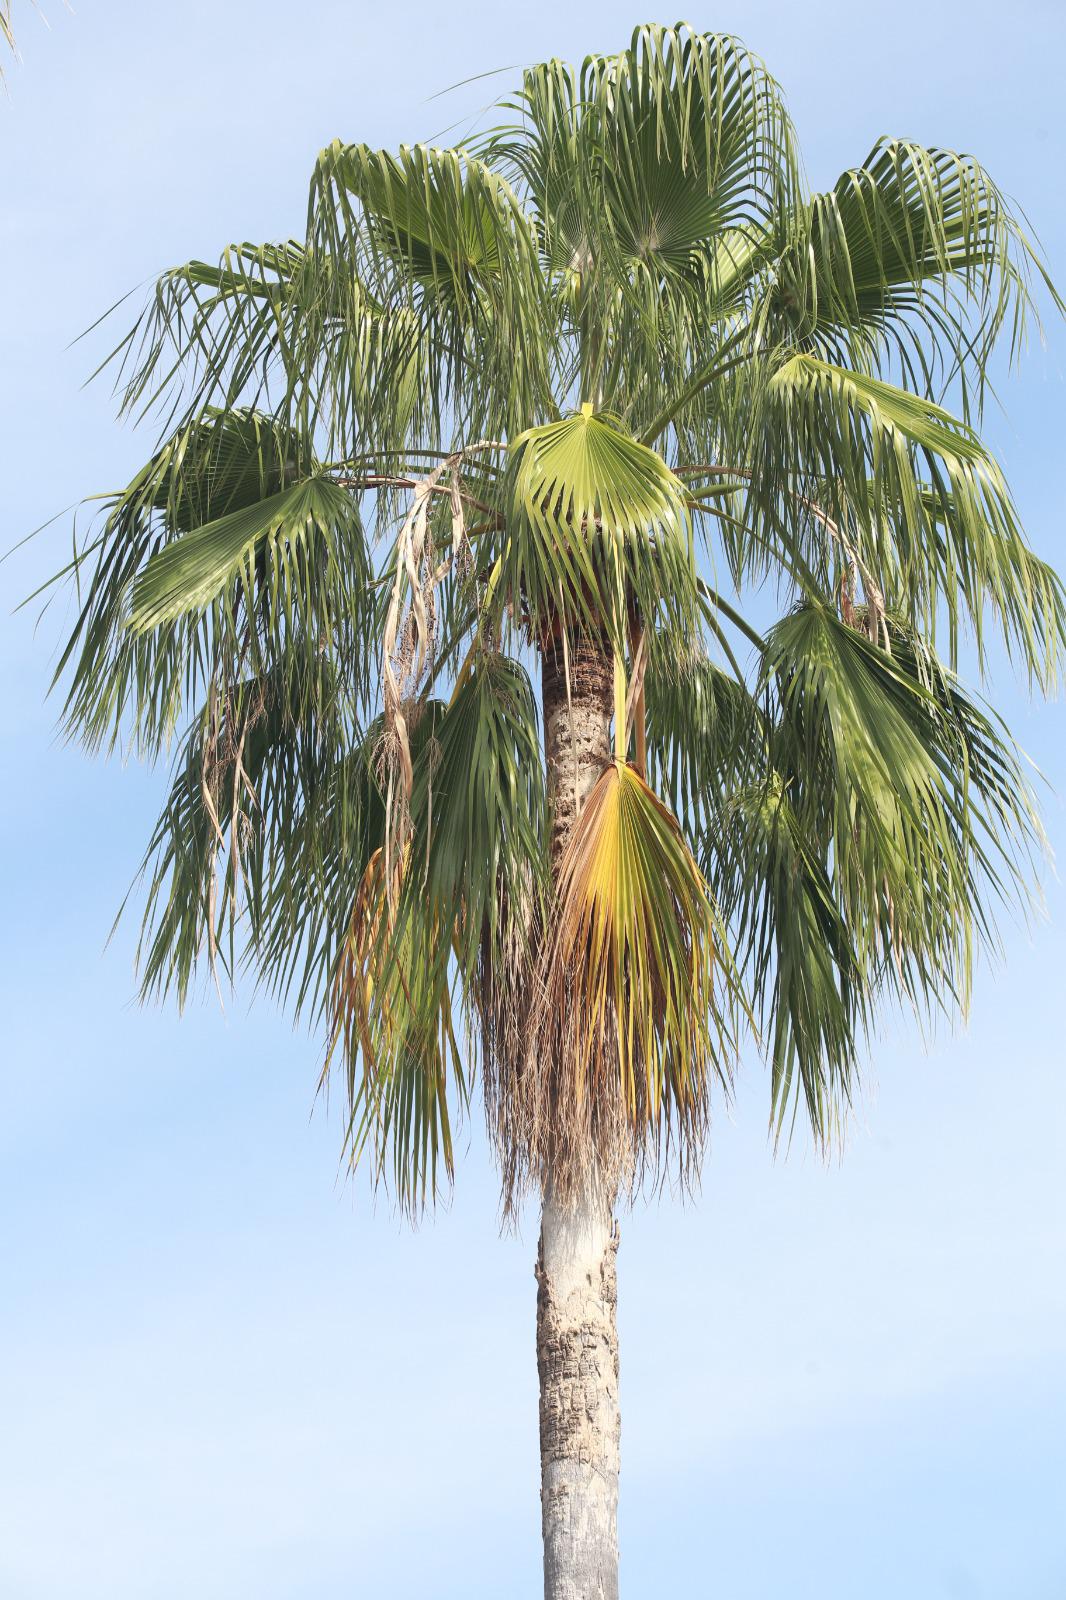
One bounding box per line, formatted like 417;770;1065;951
751;354;1066;683
761;604;1041;1013
503;404;696;641
529;760;736;1194
309;140;551;440
767;138;1058;387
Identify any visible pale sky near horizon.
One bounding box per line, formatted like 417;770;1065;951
1;4;1065;1597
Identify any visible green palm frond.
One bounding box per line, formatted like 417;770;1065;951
309;140;551;441
253;708;446;1025
587;23;797;321
140;406;312;531
309;654;547;1211
405;650;546;980
130;473;364;632
483;28;796;433
107;242;311;426
722;773;866;1145
331;846;467;1212
643;644;762;837
503;404;696;641
762;604;1042;1015
136;653;340;1006
104;238;426;470
495;26;796;261
51;408;370;756
767;138;1058;390
643;631;867;1144
312;142;531;295
750;354;1066;683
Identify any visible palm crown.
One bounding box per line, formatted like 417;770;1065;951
49;24;1061;1216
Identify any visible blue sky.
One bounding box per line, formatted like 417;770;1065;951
1;3;1064;1597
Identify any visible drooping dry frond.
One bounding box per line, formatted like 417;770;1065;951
510;761;737;1205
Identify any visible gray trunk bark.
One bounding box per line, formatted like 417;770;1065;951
538;636;620;1600
541;635;613;871
537;1193;620;1600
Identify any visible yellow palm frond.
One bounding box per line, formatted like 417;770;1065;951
527;761;736;1197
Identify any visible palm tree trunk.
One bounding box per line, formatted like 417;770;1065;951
538;636;620;1600
537;1191;620;1600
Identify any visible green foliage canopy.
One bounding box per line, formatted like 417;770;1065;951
41;24;1061;1209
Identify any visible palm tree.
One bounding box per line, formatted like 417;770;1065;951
41;24;1062;1599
